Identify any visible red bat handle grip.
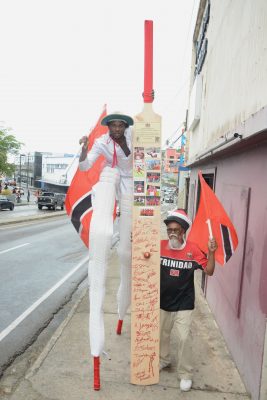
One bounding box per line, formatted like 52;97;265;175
93;356;100;390
143;20;153;103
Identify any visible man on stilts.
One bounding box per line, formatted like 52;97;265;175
79;112;134;390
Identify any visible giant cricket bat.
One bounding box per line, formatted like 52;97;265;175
131;20;162;385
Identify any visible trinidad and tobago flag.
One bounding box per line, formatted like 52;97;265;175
65;106;108;247
188;171;238;266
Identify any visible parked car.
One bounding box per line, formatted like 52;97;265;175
0;196;15;211
165;196;174;203
37;192;65;210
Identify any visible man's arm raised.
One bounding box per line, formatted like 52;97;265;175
79;136;89;162
205;238;218;276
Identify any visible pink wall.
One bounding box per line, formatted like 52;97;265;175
190;142;267;400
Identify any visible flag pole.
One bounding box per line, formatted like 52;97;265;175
199;171;213;239
206;219;213;239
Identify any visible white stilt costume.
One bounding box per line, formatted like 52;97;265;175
79;119;133;389
88;166;120;356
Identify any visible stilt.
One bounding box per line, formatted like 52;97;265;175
116;319;123;335
93;356;100;390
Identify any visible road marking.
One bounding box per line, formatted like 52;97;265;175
0;243;30;255
0;255;89;342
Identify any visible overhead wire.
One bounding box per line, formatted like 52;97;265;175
163;0;198;145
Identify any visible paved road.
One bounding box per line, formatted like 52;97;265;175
0;201;171;375
0;215;88;373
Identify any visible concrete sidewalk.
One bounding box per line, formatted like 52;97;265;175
1;248;250;400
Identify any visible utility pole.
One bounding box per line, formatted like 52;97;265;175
19;154;25;185
27;153;30;188
19;155;22;185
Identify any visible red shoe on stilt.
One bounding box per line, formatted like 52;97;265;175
93;356;100;390
116;319;123;335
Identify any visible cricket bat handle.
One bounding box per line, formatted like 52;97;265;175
143;20;154;103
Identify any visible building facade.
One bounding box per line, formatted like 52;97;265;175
14;152;42;188
40;153;78;193
186;1;267;399
163;148;180;173
13;152;79;193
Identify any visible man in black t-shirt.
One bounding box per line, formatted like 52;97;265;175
160;209;217;391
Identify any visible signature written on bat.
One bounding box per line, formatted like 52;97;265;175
131;217;160;382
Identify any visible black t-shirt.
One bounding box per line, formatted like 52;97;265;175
160;240;207;312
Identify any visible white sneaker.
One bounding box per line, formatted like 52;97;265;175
180;379;192;391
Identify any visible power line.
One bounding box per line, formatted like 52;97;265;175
163;122;185;149
162;0;197;116
181;0;197;64
162;0;198;149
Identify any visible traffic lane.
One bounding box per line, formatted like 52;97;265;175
0;259;88;374
0;217;89;372
0;217;88;330
0;215;70;249
161;201;177;214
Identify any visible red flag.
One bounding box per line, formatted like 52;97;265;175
65;106;108;247
188;171;238;266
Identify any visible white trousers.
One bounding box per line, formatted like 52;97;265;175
88;167;132;356
160;308;194;380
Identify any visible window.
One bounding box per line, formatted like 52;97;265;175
195;1;210;76
196;170;216;212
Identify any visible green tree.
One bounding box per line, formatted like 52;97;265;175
0;127;22;176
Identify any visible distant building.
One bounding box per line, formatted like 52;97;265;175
14;152;79;193
163;148;180;173
40;153;78;193
14;152;42;188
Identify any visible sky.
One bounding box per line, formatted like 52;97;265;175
0;0;199;155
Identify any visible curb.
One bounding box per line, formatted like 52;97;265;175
0;211;67;226
13;202;36;207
